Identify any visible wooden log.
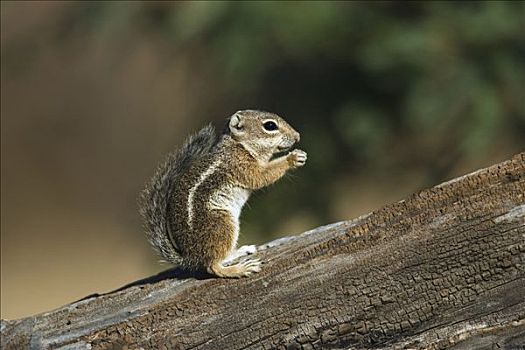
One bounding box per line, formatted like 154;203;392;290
2;153;524;350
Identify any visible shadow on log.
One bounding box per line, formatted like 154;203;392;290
2;153;524;350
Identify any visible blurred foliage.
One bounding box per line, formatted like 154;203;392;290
158;1;524;238
2;1;524;241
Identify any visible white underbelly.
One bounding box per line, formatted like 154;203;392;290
209;185;250;249
209;185;251;222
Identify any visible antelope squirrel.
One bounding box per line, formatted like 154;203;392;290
139;110;307;278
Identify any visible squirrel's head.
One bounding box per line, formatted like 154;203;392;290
225;110;300;160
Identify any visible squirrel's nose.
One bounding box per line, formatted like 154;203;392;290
294;132;300;143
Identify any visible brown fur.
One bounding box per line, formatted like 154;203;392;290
142;110;307;278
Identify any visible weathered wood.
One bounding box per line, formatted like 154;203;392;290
2;153;524;350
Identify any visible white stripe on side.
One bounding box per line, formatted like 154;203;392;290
187;158;222;229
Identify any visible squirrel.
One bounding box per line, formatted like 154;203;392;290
139;110;307;278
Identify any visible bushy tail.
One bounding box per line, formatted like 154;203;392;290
139;124;218;264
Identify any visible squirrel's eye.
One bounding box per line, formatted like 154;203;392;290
263;121;278;131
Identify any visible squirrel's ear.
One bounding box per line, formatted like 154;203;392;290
228;112;245;136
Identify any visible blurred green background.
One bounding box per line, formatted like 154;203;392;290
1;1;524;319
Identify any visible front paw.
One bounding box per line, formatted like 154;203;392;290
288;149;307;168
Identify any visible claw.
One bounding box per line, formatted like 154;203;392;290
241;258;262;275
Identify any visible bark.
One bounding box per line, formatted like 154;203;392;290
2;153;524;350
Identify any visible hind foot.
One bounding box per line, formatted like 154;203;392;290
208;258;261;278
